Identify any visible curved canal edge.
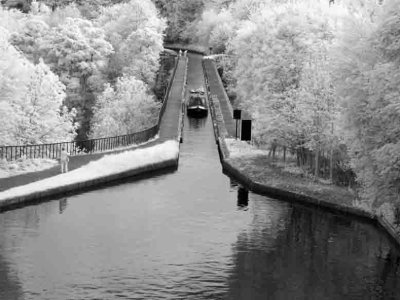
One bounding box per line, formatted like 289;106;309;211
0;56;189;212
202;56;400;248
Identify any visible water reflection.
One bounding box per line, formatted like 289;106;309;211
0;253;23;300
237;187;248;210
226;196;400;300
187;115;207;129
58;198;68;214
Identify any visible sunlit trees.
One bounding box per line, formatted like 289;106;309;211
96;0;165;85
9;9;114;139
297;48;339;179
40;17;113;91
196;8;236;53
333;0;400;210
153;0;203;42
15;60;77;144
232;4;336;147
0;33;76;145
38;17;113;138
0;30;30;145
10;18;50;64
90;76;160;138
118;27;164;85
0;5;27;37
1;0;168;146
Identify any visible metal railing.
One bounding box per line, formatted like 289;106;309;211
0;57;180;162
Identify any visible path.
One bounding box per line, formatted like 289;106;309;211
203;59;236;138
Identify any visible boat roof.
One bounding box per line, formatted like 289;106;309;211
188;95;206;105
189;88;205;95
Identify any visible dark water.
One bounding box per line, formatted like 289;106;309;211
0;54;400;300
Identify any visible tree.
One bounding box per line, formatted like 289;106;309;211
231;4;329;147
0;5;27;37
333;0;400;210
153;0;204;42
0;31;76;145
90;76;160;138
96;0;165;84
297;47;340;178
38;17;113;138
14;60;77;144
10;18;50;64
0;30;29;145
119;27;164;84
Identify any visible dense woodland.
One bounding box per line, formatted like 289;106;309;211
0;0;165;144
0;0;399;218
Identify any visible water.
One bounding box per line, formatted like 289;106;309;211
0;54;399;299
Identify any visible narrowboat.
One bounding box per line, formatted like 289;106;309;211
187;88;208;117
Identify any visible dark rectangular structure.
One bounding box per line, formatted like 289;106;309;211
233;109;241;120
241;120;252;141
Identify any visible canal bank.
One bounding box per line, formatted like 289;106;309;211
0;56;188;211
202;56;400;247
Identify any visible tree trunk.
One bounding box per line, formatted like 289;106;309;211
314;149;319;178
296;149;300;166
283;146;286;163
330;148;333;183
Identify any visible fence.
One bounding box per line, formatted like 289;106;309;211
0;57;179;162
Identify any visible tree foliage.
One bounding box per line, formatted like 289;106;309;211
90;76;160;138
0;33;76;145
2;0;165;145
153;0;204;43
333;0;400;209
96;0;165;85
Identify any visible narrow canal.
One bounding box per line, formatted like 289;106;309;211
0;54;399;300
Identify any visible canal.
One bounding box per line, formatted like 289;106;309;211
0;54;399;300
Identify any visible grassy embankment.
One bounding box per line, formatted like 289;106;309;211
225;138;356;208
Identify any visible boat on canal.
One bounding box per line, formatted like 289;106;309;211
187;88;208;117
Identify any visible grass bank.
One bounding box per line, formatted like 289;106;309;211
225;139;356;209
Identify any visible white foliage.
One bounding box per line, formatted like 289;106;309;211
0;37;77;145
90;76;161;138
96;0;166;84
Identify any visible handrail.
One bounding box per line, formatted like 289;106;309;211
0;56;180;161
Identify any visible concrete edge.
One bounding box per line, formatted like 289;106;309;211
202;59;229;144
202;55;400;247
0;156;179;212
177;57;188;145
205;58;233;117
